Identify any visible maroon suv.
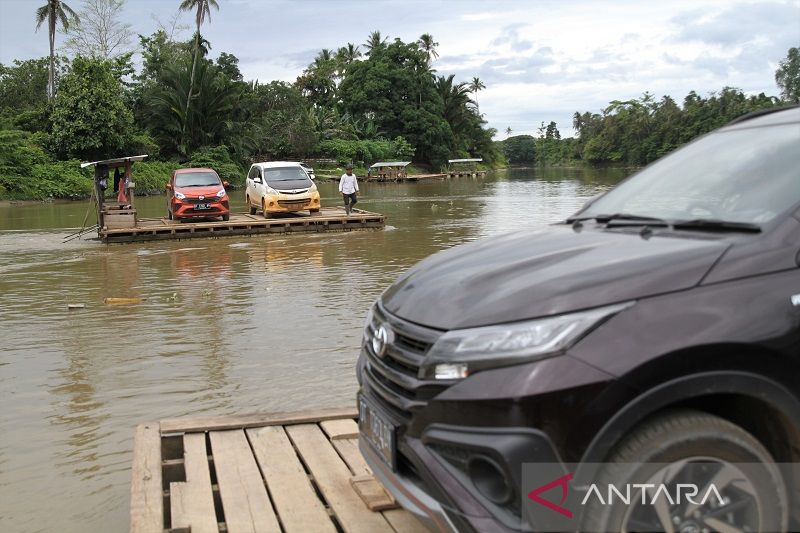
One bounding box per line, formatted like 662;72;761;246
357;107;800;532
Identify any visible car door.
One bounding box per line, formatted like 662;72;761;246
246;166;256;204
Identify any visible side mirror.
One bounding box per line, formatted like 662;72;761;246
254;177;262;184
165;183;172;190
223;181;229;188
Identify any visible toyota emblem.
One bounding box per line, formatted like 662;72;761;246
372;324;393;358
199;195;205;200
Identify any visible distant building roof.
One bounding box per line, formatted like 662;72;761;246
448;158;483;164
80;155;148;169
370;161;412;168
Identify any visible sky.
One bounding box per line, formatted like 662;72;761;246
1;0;798;138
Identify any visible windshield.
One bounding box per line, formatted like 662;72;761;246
578;123;800;225
264;167;309;182
175;172;221;187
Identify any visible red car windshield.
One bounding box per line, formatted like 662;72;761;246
175;172;221;187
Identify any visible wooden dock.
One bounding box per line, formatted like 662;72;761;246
367;171;486;183
130;407;424;533
100;207;385;243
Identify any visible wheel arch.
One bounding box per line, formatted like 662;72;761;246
581;369;800;522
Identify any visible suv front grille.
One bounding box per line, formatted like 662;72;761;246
362;303;447;419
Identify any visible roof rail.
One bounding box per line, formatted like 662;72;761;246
726;104;799;125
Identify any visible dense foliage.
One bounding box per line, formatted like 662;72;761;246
0;1;796;199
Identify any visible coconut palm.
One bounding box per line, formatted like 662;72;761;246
35;0;79;100
364;31;388;55
505;126;513;137
417;33;439;66
178;0;219;144
468;76;486;114
337;43;361;65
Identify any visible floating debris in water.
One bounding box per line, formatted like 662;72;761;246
66;303;85;310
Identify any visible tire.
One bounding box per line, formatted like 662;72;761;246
222;214;230;222
248;195;256;215
167;210;173;220
580;410;788;533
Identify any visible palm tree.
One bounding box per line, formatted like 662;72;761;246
468;76;486;113
364;31;388;55
418;33;439;66
178;0;219;145
338;43;361;65
35;0;79;100
505;126;513;137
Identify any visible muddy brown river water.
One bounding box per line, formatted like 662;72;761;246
0;167;626;532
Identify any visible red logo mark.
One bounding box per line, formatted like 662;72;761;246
527;472;574;518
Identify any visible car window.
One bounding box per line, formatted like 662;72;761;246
175;172;221;187
579;123;800;225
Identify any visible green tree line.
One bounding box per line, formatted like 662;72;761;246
0;0;500;199
501;46;799;167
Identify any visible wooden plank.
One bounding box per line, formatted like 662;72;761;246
130;422;164;533
210;430;280;533
382;509;428;533
286;424;391;533
330;438;372;477
161;407;358;434
246;426;336;533
320;419;359;440
170;433;218;533
350;475;398;511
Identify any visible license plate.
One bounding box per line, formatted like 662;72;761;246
358;395;396;468
193;203;210;210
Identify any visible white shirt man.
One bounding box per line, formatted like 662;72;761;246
339;165;359;215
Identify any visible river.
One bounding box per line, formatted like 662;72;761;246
0;167;627;532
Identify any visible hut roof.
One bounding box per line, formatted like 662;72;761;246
370;161;412;169
448;158;483;164
81;155;148;169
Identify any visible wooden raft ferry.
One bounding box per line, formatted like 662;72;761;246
102;207;385;243
130;408;424;533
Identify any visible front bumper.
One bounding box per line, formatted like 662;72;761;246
361;437;460;532
264;192;320;213
172;198;229;218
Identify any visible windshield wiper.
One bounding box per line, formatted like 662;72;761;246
566;213;669;225
672;219;761;233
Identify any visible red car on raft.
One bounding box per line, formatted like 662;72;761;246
166;168;230;222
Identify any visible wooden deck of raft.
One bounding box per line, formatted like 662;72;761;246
130;408;425;533
101;207;385;243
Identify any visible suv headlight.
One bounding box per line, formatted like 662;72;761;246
174;191;186;200
266;186;278;195
422;302;633;379
216;188;226;198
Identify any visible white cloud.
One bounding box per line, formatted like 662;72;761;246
1;0;798;139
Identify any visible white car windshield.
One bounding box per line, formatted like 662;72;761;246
578;123;800;225
264;167;308;181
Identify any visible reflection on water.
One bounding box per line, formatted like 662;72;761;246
0;167;627;531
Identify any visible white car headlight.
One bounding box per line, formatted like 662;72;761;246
216;188;226;197
423;302;633;379
266;186;278;195
174;191;186;200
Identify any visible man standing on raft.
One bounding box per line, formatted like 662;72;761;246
339;163;359;216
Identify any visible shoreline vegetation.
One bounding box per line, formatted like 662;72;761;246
0;0;798;202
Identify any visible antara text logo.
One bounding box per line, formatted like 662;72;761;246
526;472;724;517
520;462;764;533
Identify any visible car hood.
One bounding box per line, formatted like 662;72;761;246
381;226;730;330
175;185;222;197
268;179;312;191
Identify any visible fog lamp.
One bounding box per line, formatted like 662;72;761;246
467;455;512;504
434;363;468;380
